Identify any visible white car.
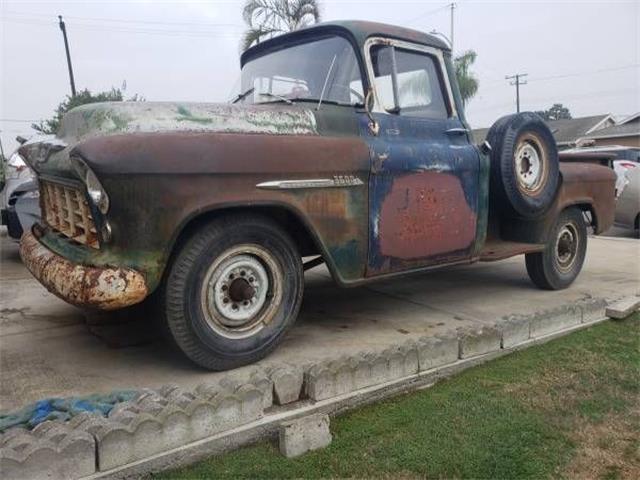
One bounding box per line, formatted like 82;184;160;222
614;158;639;197
615;167;640;236
1;151;35;236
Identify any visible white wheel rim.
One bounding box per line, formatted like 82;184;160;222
200;245;283;339
515;141;543;192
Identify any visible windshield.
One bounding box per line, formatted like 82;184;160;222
239;36;364;106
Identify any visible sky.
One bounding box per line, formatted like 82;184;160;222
1;0;638;154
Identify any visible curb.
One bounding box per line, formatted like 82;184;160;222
1;295;635;479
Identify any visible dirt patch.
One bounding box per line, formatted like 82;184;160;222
562;409;640;479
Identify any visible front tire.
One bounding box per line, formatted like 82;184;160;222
525;207;587;290
163;214;304;370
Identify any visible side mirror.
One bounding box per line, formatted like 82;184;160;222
364;88;379;136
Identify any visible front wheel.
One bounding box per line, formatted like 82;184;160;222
163;214;304;370
525;207;587;290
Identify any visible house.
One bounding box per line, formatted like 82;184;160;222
547;114;615;149
581;113;640;148
472;114;616;149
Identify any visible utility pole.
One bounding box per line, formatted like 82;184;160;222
58;15;76;97
505;73;528;113
449;2;456;51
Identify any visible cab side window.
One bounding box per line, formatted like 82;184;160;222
371;45;449;119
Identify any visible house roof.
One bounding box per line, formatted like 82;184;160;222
584;118;640;140
471;114;611;145
618;112;640;125
547;114;613;145
241;20;450;66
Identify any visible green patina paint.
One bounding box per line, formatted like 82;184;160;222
472;150;491;257
328;239;364;281
175;105;214;125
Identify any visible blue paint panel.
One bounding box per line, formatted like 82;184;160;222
361;113;482;275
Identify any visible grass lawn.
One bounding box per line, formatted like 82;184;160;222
160;314;639;479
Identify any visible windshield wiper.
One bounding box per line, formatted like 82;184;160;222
232;87;254;104
257;92;293;104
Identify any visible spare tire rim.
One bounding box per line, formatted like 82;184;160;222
201;244;283;339
555;222;579;272
515;134;547;195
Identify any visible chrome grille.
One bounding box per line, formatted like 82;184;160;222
40;180;99;248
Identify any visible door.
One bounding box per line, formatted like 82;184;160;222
364;40;481;276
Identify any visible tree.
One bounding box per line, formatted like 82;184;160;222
534;103;572;121
241;0;321;51
453;50;478;107
32;87;143;135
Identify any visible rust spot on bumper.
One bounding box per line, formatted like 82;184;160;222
19;231;148;310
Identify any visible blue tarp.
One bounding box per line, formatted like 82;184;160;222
0;390;137;432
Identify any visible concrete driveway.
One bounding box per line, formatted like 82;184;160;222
1;229;638;412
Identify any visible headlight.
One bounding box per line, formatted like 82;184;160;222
71;156;110;214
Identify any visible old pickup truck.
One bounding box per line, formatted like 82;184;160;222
18;21;615;370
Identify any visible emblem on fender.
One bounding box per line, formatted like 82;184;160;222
256;175;364;190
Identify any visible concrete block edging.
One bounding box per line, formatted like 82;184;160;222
0;295;623;480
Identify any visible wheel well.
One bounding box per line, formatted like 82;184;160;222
573;203;598;230
170;206;321;260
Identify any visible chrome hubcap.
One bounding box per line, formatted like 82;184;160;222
515;141;543;192
555;223;579;272
201;245;283;339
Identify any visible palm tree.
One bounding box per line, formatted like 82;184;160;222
454;50;479;107
241;0;321;51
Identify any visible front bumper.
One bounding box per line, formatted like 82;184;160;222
19;230;148;310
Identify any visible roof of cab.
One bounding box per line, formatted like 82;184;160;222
240;20;450;66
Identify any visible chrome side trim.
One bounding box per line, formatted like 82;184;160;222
257;176;364;190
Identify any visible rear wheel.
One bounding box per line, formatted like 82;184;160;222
525;207;587;290
163;214;303;370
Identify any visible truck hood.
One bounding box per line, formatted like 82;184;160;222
58;101;318;141
19;101;319;177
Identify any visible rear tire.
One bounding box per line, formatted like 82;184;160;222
163;214;303;370
525;207;587;290
487;112;559;219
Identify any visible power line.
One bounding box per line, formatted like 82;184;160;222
0;119;41;123
403;3;450;26
528;64;640;82
472;87;638;114
1;17;243;37
4;10;243;29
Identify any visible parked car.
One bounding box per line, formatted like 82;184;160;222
3;180;39;240
12;180;41;240
1;151;34;235
17;21;616;370
615;167;640;236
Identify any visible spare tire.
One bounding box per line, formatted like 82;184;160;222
486;112;559;219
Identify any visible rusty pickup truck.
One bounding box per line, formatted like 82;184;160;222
18;21;615;370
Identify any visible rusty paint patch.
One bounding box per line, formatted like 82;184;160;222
378;172;477;259
20;231;148;310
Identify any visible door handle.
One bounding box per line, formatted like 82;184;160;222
445;127;469;135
